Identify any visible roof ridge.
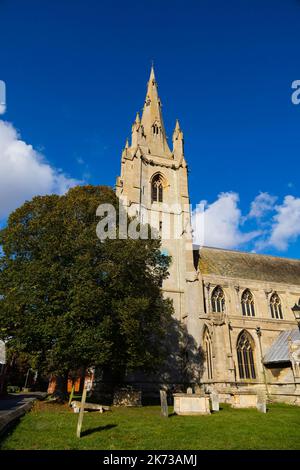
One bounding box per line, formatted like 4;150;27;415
198;245;300;263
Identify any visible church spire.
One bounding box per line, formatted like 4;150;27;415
140;66;171;156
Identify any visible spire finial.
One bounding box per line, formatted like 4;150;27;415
149;62;155;82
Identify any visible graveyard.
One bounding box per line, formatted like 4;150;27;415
1;400;299;450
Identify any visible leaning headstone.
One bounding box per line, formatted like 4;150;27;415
257;394;267;413
160;390;168;417
211;392;219;412
76;384;87;438
187;387;193;394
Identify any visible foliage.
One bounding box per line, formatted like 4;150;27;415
0;186;173;387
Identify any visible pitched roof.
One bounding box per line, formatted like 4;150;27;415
197;246;300;285
263;329;300;364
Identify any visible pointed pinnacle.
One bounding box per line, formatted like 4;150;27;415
149;63;155;83
175;119;181;131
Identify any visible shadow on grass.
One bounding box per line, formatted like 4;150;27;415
81;424;117;437
0;417;21;448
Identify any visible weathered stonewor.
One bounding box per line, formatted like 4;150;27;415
160;390;168;417
114;66;300;404
210;391;220;412
256;392;267;413
173;393;210;415
231;391;258;409
113;387;142;407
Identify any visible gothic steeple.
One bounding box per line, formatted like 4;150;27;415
139;66;171;157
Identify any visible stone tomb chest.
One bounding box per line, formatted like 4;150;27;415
173;393;210;415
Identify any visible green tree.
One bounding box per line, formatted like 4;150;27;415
0;186;173;394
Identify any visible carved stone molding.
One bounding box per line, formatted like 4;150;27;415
209;312;226;326
255;326;262;337
264;289;273;299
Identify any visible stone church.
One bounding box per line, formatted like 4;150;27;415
115;67;300;404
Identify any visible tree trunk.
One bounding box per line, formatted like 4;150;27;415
49;372;69;402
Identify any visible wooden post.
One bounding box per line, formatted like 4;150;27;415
68;383;75;407
76;384;87;438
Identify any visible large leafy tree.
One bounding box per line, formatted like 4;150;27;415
0;186;173;392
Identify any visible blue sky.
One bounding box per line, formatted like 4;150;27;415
0;0;300;257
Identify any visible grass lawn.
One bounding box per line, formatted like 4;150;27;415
1;401;300;450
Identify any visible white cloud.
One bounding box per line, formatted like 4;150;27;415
192;192;260;249
248;192;277;220
267;196;300;251
0;104;6;115
0;120;80;219
193;190;300;254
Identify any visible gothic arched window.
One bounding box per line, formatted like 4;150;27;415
270;293;283;319
211;286;225;313
151;174;164;203
241;289;255;317
236;331;256;380
204;328;213;380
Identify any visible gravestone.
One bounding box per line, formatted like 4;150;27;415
186;387;193;394
256;394;267;413
160;390;168;418
211;392;219;412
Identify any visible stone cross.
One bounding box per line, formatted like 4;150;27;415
160;390;168;418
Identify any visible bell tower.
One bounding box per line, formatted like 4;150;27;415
116;67;202;344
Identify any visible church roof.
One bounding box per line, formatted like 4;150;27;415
197;246;300;285
263;329;300;364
